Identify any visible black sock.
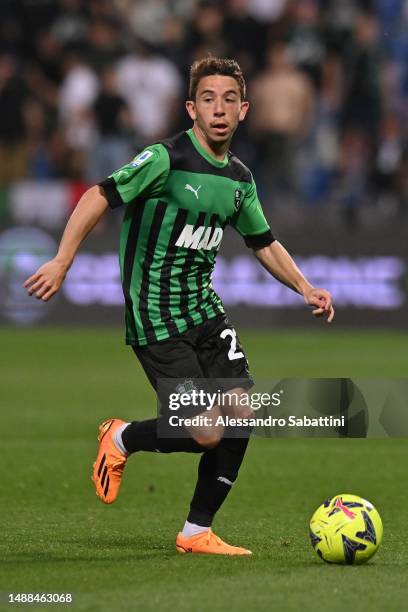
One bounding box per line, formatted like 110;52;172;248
121;418;204;454
187;429;251;527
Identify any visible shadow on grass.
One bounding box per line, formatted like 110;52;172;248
4;552;166;563
4;534;177;563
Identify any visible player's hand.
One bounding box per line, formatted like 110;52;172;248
303;287;335;323
23;258;69;302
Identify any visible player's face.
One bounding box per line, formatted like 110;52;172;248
186;75;249;145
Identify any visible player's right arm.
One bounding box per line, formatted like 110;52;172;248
23;186;109;301
23;144;170;302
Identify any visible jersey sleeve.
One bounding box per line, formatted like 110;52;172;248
231;179;275;249
98;144;170;208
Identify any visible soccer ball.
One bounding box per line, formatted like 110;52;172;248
309;493;383;564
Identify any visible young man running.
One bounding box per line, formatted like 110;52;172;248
24;57;334;556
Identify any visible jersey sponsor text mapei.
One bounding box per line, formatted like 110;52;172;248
175;224;223;251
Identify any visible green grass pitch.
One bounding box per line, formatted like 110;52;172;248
1;327;407;611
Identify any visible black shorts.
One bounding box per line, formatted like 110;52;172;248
132;315;253;417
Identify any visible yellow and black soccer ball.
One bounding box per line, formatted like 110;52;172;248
310;493;383;564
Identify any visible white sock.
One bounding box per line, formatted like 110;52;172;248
113;422;130;455
182;521;210;537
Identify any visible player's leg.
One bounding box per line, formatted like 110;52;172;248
120;337;220;453
176;423;252;555
176;316;254;554
185;416;251;525
92;417;130;504
92;334;214;504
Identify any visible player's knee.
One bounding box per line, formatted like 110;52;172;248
193;432;223;449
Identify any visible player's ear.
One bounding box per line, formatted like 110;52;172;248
239;101;249;122
186;100;197;121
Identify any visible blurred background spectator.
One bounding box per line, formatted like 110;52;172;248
87;65;133;181
249;42;315;197
0;0;407;228
115;42;181;141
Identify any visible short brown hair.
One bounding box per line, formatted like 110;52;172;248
189;56;246;100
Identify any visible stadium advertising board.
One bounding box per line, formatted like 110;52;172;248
0;222;406;328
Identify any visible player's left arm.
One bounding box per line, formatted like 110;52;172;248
253;241;335;323
232;178;334;323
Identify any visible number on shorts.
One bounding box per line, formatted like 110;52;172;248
220;328;244;361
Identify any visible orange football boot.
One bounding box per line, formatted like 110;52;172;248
92;418;128;504
176;529;252;555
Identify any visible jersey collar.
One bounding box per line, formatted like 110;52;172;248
186;128;229;168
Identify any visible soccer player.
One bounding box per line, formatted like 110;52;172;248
24;57;334;556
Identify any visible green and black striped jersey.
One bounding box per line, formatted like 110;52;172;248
99;128;274;346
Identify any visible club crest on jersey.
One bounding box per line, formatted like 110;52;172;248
234;189;242;211
175;224;223;251
175;379;197;396
130;150;153;167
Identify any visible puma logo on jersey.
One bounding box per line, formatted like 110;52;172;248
175;224;223;251
185;184;201;199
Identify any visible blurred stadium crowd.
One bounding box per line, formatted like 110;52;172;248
0;0;407;223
